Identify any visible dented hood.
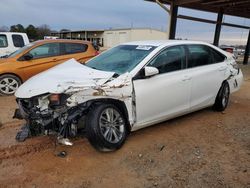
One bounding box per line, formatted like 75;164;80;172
15;59;115;98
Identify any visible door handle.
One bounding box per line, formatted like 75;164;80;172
182;75;192;81
52;58;58;62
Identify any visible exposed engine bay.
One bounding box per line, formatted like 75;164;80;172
14;94;89;145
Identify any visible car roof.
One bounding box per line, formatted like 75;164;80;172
123;40;212;47
123;40;231;59
0;32;27;35
33;39;92;45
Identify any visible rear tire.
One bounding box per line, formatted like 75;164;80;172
214;81;230;111
0;74;21;96
86;103;128;152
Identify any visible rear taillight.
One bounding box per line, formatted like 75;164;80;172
226;49;233;54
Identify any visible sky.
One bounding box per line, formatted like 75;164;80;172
0;0;249;45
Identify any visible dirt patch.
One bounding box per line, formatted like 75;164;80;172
0;65;250;187
0;95;18;124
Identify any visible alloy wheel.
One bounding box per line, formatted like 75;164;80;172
99;108;125;144
222;85;229;107
0;77;19;95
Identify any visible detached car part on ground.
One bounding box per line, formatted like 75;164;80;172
14;40;243;151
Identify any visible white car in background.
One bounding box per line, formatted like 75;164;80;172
0;32;29;57
14;40;243;151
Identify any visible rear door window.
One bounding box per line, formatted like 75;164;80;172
28;43;60;59
187;45;213;68
12;34;25;47
209;47;226;63
61;43;88;55
0;35;8;48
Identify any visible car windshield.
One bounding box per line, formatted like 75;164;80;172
8;43;35;58
86;45;156;75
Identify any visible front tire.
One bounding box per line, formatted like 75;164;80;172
0;74;21;96
214;81;230;111
86;103;128;152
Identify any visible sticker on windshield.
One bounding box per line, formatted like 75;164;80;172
136;45;153;50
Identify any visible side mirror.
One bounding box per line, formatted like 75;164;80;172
144;66;159;77
23;54;33;61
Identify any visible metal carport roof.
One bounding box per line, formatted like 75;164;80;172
145;0;250;64
145;0;250;19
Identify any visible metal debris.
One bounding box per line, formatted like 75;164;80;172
159;145;165;151
16;125;30;142
56;151;67;158
57;137;73;146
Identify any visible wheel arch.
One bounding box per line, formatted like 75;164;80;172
0;73;23;83
213;79;230;111
215;79;230;100
87;98;131;132
221;79;230;92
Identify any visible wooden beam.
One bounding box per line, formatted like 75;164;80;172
144;0;250;18
174;0;201;5
222;22;250;30
207;0;250;7
202;0;238;5
144;0;171;4
155;0;170;13
177;14;250;30
177;14;216;24
224;8;250;13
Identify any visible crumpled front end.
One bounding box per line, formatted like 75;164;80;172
13;60;135;144
14;93;88;144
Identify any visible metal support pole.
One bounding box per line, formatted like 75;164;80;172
213;9;224;46
243;29;250;65
169;4;178;39
155;0;170;39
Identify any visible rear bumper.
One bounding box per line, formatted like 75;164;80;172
228;69;243;93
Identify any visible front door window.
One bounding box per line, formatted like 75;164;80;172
28;43;60;59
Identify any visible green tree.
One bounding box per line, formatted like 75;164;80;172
10;24;25;32
36;24;51;39
25;24;38;40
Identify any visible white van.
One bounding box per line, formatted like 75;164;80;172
0;32;29;57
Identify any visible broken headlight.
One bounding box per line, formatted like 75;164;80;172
49;94;61;106
49;94;69;107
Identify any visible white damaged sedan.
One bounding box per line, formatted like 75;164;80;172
14;40;243;151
